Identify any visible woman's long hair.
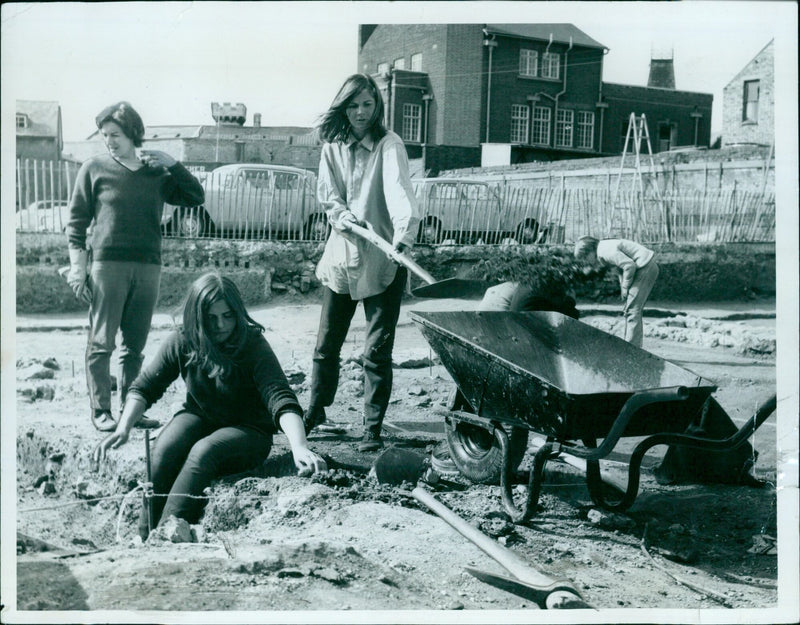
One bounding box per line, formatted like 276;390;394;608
317;73;387;144
181;273;264;378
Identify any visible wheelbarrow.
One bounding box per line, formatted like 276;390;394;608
409;310;777;523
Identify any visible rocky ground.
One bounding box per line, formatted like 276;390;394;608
9;296;788;620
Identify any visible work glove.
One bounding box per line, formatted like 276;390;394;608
67;248;92;304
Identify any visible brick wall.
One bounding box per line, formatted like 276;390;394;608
722;41;774;146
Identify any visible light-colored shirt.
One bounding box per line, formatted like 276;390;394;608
597;239;655;292
478;281;520;311
315;130;420;299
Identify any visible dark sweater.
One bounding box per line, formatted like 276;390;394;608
127;328;302;438
67;154;204;264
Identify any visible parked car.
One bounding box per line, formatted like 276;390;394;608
161;164;328;240
15;200;71;232
412;178;547;245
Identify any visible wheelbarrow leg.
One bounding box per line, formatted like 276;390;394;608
583;437;642;512
498;428;553;523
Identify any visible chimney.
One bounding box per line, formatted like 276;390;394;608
648;46;675;89
253;113;262;128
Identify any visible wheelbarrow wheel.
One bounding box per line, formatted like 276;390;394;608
444;388;529;485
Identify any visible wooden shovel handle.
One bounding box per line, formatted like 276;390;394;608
345;222;436;285
411;486;578;595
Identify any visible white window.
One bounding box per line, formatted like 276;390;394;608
393;57;405;70
576;111;594;149
16;114;27;129
402;103;421;142
555;109;574;148
378;62;389;75
743;79;759;122
510;104;529;143
519;49;538;77
531;106;551;145
411;53;422;71
541;52;560;79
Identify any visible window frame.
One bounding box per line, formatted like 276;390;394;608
531;106;551;145
393;57;406;70
411;53;422;72
377;62;389;75
519;49;538;77
510;104;530;144
541;52;560;80
402;102;422;143
576;111;595;149
555;109;574;148
742;79;760;123
16;114;28;129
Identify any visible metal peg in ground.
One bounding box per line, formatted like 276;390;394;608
373;447;593;610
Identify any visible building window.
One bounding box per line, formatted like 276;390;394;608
402;103;421;142
541;52;560;79
743;79;759;123
519;49;538;77
531;106;551;145
377;62;389;75
393;57;405;70
411;53;422;71
555;109;574;148
510;104;529;143
16;114;28;129
576;111;594;149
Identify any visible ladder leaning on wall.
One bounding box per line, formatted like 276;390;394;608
610;113;665;240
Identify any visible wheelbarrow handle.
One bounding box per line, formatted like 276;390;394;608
345;222;436;285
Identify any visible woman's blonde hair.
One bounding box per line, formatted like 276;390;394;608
574;235;599;260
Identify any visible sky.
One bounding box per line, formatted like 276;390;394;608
1;1;788;142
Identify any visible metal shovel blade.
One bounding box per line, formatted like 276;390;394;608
411;279;495;300
465;566;592;609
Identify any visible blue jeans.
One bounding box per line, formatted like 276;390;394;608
86;261;161;415
139;412;272;539
308;267;406;433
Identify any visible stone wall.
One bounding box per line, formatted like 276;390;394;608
15;234;775;314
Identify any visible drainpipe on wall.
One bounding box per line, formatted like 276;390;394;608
422;93;433;174
389;71;396;133
483;36;498;143
551;36;573;148
596;47;610;153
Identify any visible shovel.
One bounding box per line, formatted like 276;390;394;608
373;447;592;609
345;222;494;299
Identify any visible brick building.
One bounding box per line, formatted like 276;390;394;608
358;24;713;173
721;40;774;147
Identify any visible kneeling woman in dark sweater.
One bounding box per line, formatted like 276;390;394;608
94;273;326;539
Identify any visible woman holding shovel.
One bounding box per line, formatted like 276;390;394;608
574;236;658;348
94;273;327;540
305;73;420;452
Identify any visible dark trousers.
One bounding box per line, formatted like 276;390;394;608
139;412;272;539
308;267;406;433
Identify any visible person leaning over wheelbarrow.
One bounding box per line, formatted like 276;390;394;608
574;236;658;348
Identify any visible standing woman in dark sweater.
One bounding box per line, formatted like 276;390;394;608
66;102;204;432
94;273;327;539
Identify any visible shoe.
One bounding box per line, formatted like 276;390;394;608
91;410;117;432
134;416;161;429
303;407;326;435
358;429;384;452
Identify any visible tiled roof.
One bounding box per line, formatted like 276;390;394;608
484;24;606;50
16;100;61;137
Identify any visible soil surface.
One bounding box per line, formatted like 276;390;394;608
11;297;783;619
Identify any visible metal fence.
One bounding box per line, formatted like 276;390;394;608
15;158;775;244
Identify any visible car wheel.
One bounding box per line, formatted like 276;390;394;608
417;218;442;245
305;214;330;241
515;219;540;244
175;207;209;237
444;388;529;485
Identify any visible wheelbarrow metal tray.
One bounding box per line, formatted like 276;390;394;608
409;311;718;440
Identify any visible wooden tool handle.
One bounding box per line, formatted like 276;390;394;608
411;486;566;589
346;222;436;285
